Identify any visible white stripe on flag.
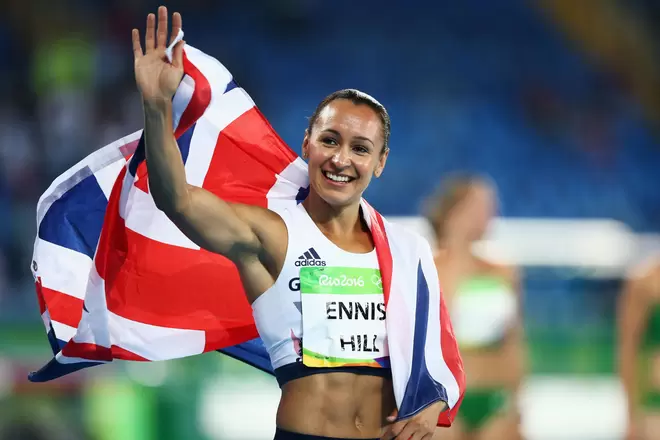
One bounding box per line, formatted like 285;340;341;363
50;320;78;344
184;45;233;98
122;184;200;249
108;311;206;361
55;353;111;365
172;74;195;131
71;265;111;349
118;160;135;221
40;310;52;332
267;158;309;211
419;247;461;407
33;239;92;300
94;157;127;200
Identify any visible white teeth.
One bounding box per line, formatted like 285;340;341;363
324;171;350;182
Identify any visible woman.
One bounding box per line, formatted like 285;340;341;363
132;6;456;440
619;257;660;440
426;175;525;440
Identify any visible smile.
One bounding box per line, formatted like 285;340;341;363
322;170;355;183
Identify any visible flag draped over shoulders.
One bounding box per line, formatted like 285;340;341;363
29;31;464;426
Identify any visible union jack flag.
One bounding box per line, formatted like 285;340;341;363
30;37;464;426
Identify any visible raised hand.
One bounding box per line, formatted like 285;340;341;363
132;6;184;103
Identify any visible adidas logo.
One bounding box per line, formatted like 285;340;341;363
295;247;326;267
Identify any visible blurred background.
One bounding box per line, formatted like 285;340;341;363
1;0;660;439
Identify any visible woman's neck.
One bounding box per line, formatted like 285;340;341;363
302;191;364;238
435;235;474;262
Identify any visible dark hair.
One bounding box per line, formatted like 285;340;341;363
423;174;491;238
307;89;391;153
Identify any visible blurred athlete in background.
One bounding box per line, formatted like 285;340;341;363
427;175;526;440
619;256;660;440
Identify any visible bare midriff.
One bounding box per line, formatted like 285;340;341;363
277;372;396;438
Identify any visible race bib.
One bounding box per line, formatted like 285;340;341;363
300;266;389;368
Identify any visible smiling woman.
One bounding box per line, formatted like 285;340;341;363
132;5;461;439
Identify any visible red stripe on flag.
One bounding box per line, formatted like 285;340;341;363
35;278;47;315
177;51;212;138
367;206;393;306
40;286;84;329
203;107;296;206
204;325;259;353
133;163;149;193
104;226;254;335
62;341;112;362
95;166;128;281
437;292;466;427
221;106;299;169
111;345;149;361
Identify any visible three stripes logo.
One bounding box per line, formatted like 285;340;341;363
295;247;326;267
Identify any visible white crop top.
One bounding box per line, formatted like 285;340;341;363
251;203;390;386
451;275;517;348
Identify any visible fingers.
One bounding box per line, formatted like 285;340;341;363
396;422;434;440
156;5;168;48
145;13;156;53
381;421;405;440
171;40;185;68
395;423;416;440
411;431;431;440
132;29;143;59
144;7;181;53
170;12;182;46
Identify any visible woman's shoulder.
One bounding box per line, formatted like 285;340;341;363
628;255;660;279
626;256;660;295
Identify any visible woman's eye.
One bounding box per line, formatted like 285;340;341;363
322;138;337;146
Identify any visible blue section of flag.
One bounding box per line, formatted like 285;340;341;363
29;357;104;383
177;123;196;164
128;136;145;178
128;123;196;181
224;80;238;94
397;261;448;420
218;338;273;374
296;186;309;204
46;326;65;356
38;170;107;259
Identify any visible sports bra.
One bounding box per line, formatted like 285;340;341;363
251;203;391;387
451;274;517;349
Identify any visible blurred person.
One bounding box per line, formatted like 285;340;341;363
132;7;463;440
425;175;526;440
618;256;660;440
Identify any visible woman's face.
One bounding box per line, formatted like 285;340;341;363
460;183;497;240
302;99;388;207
